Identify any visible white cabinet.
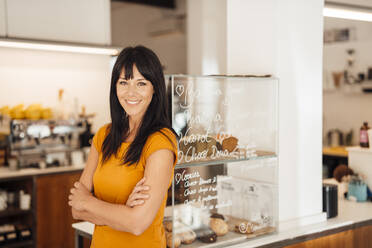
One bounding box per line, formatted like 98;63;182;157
347;147;372;190
6;0;111;45
0;0;5;37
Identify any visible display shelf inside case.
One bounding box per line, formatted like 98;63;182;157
176;151;276;169
166;75;278;248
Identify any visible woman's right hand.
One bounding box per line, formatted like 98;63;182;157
126;177;150;208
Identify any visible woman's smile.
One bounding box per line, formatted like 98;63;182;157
125;99;141;105
116;65;154;119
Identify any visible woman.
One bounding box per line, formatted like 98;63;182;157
68;46;178;247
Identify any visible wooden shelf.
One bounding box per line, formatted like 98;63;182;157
0;207;32;218
0;240;33;248
323;146;348;157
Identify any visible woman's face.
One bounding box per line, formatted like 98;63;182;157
116;65;154;121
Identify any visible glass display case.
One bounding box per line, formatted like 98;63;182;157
165;75;278;248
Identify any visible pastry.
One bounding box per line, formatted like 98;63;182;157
216;141;223;151
179;138;197;155
165;220;196;244
196;137;217;156
210;213;225;220
234;221;254;234
178;227;196;244
210;218;229;236
194;227;217;243
165;232;181;248
163;220;173;232
222;136;238;152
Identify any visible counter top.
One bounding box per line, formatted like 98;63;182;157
72;199;372;248
0;164;84;180
322;146;349;157
231;199;372;248
347;146;372;153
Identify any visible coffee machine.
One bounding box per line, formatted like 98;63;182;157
3;118;93;170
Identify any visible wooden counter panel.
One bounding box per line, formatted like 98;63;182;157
36;171;81;248
353;225;372;248
285;224;372;248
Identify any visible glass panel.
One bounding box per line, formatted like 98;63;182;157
171;76;278;166
169;162;277;248
167;75;278;248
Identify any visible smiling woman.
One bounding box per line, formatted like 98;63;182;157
68;46;178;248
116;66;154;125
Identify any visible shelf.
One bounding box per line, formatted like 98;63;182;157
0;240;33;248
323;146;348;157
0;207;32;218
175;151;277;169
171;226;276;248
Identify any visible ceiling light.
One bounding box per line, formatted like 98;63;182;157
324;2;372;22
0;39;120;56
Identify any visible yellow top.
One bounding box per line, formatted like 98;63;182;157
91;124;177;248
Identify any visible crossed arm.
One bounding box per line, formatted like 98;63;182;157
69;143;174;236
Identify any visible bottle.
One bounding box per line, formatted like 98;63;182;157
344;49;357;85
360;122;370;148
55;89;66;120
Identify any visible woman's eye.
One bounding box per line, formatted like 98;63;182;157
119;81;128;85
138;82;146;86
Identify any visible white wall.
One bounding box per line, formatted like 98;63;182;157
324;17;372;74
323;17;372;144
275;0;324;224
228;0;324;225
187;0;227;75
0;47;112;132
188;0;324;225
226;1;277;75
111;1;186;74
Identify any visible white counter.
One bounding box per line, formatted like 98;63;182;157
230;199;372;247
72;199;372;248
0;164;84;180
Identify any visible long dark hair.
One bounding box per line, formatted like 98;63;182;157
101;46;177;166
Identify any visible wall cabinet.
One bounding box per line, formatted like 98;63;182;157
4;0;111;45
0;0;6;37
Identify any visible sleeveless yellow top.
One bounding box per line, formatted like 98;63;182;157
91;124;177;248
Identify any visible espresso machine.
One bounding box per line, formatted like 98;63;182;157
3;118;93;170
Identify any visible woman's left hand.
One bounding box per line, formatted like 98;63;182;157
68;182;92;211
